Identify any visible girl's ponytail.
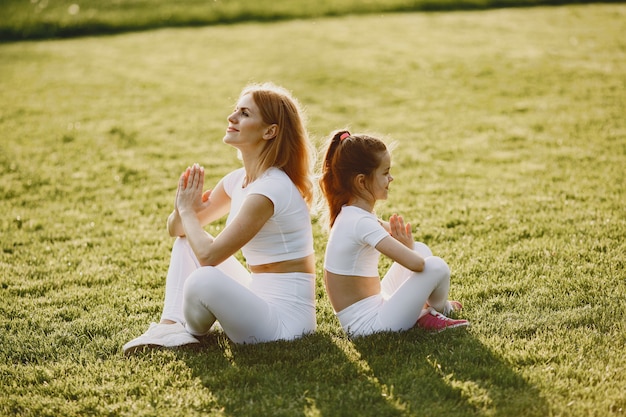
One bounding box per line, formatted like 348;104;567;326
319;130;388;227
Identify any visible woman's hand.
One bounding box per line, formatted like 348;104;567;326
175;163;211;215
389;213;414;249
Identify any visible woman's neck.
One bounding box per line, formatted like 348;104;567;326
240;148;264;186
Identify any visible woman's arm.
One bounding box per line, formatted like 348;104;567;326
180;194;273;266
375;214;425;272
176;163;273;266
167;174;231;237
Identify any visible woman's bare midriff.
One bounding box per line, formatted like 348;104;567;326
324;271;381;313
248;254;315;274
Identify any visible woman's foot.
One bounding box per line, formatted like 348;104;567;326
123;322;199;355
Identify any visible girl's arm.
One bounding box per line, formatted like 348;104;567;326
379;219;391;233
375;214;425;272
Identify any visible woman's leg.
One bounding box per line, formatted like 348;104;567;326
160;237;201;324
377;256;451;331
161;237;251;324
183;268;280;344
123;238;202;354
123;238;251;354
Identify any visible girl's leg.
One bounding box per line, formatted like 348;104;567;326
377;256;451;331
414;241;434;258
183;268;279;344
380;241;433;297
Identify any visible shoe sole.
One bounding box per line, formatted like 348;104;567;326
123;338;200;356
432;321;471;333
123;343;162;356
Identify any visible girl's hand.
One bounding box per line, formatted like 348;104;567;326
175;163;211;214
389;213;414;249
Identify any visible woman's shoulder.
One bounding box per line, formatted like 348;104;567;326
257;167;292;185
224;167;246;181
222;167;246;195
262;167;288;179
224;167;245;178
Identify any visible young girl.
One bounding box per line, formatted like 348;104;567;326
123;83;316;354
320;130;469;337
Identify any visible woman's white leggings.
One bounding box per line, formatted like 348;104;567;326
336;242;451;336
161;238;316;344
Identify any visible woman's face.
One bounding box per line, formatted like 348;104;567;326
370;151;393;201
224;93;273;150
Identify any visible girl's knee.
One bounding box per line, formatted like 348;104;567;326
424;256;450;279
413;241;433;258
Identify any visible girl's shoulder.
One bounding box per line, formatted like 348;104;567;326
333;205;388;246
335;205;379;227
340;205;377;218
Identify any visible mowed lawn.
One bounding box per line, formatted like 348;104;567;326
1;4;624;417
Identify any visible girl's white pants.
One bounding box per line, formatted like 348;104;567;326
336;242;451;336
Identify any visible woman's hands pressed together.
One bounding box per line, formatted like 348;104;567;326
176;163;212;215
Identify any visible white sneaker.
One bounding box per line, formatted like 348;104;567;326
123;322;199;355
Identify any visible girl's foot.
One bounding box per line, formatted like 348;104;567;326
444;300;463;316
417;308;470;332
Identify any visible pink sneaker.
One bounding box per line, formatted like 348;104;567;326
417;308;470;332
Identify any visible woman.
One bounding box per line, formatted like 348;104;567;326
319;130;469;337
123;83;316;354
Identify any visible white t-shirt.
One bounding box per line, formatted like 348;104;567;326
222;167;314;266
324;205;389;277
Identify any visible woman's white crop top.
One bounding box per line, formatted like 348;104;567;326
324;205;390;277
222;167;314;266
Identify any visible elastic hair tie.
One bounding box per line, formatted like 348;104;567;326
339;132;350;141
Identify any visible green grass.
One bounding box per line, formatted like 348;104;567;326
1;3;625;416
0;0;620;41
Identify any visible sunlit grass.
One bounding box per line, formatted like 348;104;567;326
1;4;625;416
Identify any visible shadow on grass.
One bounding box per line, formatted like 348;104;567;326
177;328;547;416
351;330;549;416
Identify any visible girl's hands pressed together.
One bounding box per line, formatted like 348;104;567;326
389;213;414;249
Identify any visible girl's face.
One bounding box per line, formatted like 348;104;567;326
224;93;274;150
370;151;393;201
